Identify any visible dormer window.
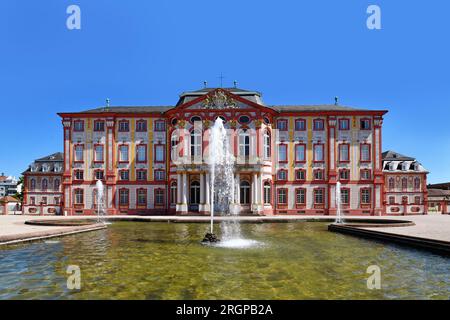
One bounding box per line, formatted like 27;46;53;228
389;163;394;171
402;163;408;171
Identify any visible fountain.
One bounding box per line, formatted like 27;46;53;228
335;181;344;224
95;180;107;224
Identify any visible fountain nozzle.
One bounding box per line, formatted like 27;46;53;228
202;233;220;243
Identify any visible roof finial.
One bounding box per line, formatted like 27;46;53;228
203;81;207;88
105;98;110;112
218;73;225;88
233;80;237;88
334;96;339;106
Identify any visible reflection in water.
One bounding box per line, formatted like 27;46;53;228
0;222;449;300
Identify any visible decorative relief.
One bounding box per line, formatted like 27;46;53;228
203;90;237;109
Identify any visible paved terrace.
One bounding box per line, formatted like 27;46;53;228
0;214;449;245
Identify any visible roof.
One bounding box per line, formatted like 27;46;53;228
0;175;7;182
36;152;64;162
382;150;415;161
23;152;64;175
82;106;173;114
427;182;450;190
269;105;365;112
427;189;450;197
0;196;19;203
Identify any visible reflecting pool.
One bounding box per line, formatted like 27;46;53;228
0;222;448;299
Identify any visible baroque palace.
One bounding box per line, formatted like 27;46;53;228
22;87;429;216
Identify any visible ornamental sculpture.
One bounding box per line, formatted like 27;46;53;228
203;90;237;109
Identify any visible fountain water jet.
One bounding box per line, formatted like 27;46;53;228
335;181;344;224
95;180;108;224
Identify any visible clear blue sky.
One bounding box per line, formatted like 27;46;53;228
0;0;449;183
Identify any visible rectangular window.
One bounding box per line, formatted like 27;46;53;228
136;120;147;132
389;196;395;205
30;197;35;205
339;169;350;180
155;189;164;205
295;188;306;204
278;144;287;162
42;197;47;205
136;170;147;181
54;197;60;205
339;119;350;130
314;169;324;180
360;169;371;180
154;170;165;181
295;144;306;162
264;183;271;204
277;170;287;181
341;189;349;205
360;119;371;130
119;189;129;205
295;169;305;181
361;189;371;204
120;170;129;181
94;120;105;132
339;144;349;162
155;145;165;162
137;189;147;206
73;120;84;132
118;121;129;132
74;189;83;204
277;120;288;131
119;145;129;162
313;144;324;162
136;144;147;163
94;170;104;180
295;119;306;131
414;196;421;205
314;189;324;204
74;145;84;162
155;120;166;132
94;145;104;162
360;144;371;162
74;170;84;181
313;119;324;131
277;189;287;204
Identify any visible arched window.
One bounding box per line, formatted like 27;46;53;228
190;130;202;157
190;181;200;204
264;181;271;204
388;177;395;191
42;179;48;191
414;177;421;191
402;178;408;191
30;179;36;191
239;129;250;157
240;181;250;204
263;130;271;159
54;179;60;191
170;182;177;205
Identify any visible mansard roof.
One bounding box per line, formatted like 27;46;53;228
382;150;428;173
23;152;64;175
382;150;415;161
36;152;64;162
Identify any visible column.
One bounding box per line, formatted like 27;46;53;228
252;173;258;212
176;173;181;203
176;172;188;213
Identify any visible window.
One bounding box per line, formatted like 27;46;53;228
278;188;287;205
94;170;104;180
155;145;165;162
94;120;105;132
118;120;129;132
339;169;350;181
42;179;48;191
74;189;84;204
155;189;164;205
263;130;271;159
42;197;47;205
314;169;324;180
314;189;324;204
170;182;177;205
137;189;147;206
119;145;129;162
54;197;60;205
171;133;179;161
239;130;250;157
389;196;395;205
155;120;166;132
154;170;165;181
120;170;129;181
136;144;147;163
54;179;60;191
341;189;349;205
414;177;421;191
136;170;147;181
277;120;287;131
190;116;202;123
313;144;324;162
295;119;306;131
264;182;271;204
136;120;147;132
414;196;421;205
30;197;35;205
240;181;250;204
388;177;395;191
402;196;408;204
313;119;324;131
74;145;84;162
190;181;201;204
360;119;371;130
94;145;104;162
191;130;202;157
295;144;306;162
361;188;371;204
30;179;36;191
74;170;84;181
73;120;84;132
295;188;306;205
360;144;371;162
295;169;306;181
119;189;129;206
277;170;287;181
278;144;287;162
402;178;408;191
339;144;349;162
239;115;250;124
360;169;371;180
339;119;350;130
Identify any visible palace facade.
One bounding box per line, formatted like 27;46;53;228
52;87;399;216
